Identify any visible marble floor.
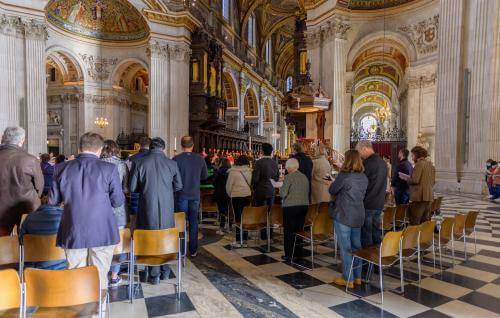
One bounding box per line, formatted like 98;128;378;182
108;195;500;318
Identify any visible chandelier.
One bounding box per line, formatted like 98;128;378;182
94;116;109;128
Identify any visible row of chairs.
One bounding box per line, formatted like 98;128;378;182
382;196;445;232
347;210;479;305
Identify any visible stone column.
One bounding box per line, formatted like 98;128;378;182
24;19;47;155
434;0;465;192
331;37;349;152
487;1;500;161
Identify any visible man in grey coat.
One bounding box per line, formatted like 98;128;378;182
130;137;183;284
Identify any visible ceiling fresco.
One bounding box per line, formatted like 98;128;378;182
336;0;417;10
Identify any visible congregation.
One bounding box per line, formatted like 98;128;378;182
0;123;444;294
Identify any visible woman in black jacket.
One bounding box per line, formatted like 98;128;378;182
329;150;368;289
214;158;231;235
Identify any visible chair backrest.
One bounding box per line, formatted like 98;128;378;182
435;196;443;210
439;217;455;240
453;214;467;236
0;236;19;267
174;212;186;234
382;206;396;230
113;228;131;255
465;211;479;233
305;204;319;225
133;228;179;256
269;204;283;226
0;269;21;310
201;193;217;210
312;210;334;236
25;266;100;308
402;225;420;250
380;231;403;258
317;202;330;215
22;234;66;262
242;206;268;227
419;220;436;245
395;204;408;223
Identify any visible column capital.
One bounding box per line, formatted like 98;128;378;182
168;43;191;62
318;16;351;42
0;14;24;37
147;39;191;62
23;19;47;41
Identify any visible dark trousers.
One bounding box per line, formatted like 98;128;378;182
176;198;200;255
394;188;410;205
254;197;274;239
409;201;431;225
361;209;382;248
217;198;230;228
232;197;251;241
148;265;170;279
283;205;307;258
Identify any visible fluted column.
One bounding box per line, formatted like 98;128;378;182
487;1;500;160
331;37;349;152
434;0;465;192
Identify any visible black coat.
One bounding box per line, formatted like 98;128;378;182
252;157;279;200
292;152;313;183
213;167;230;201
392;159;413;191
362;154;388;211
130;150;183;229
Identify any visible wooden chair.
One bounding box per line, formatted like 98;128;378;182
24;266;103;318
131;228;182;301
269;204;283;230
0;269;22;317
174;212;188;266
234;206;268;247
292;208;335;269
304;203;319;229
10;214;28;236
395;204;409;228
19;234;66;281
419;220;437;269
464;211;479;255
381;206;397;234
400;225;421;282
434;217;455;269
111;228;133;300
348;231;404;304
200;191;218;223
453;214;468;261
0;236;20;270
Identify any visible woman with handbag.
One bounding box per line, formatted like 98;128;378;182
226;155;253;247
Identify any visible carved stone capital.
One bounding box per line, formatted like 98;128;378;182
305;30;322;49
80;54;118;81
147;40;170;58
168;43;191;62
23;19;47;40
0;14;24;37
317;16;351;42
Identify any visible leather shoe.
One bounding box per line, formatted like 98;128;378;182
160;271;171;280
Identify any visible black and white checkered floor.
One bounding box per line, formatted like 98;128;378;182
109;194;500;317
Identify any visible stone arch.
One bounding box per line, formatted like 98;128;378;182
222;71;239;109
111;58;149;89
244;87;258;117
45;45;84;82
263;99;273;122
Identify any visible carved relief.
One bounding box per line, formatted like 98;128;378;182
147;40;191;62
80;54;118;81
399;15;439;55
23;19;48;40
0;15;25;37
406;73;437;89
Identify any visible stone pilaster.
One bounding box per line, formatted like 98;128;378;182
331;37;349;152
487;1;500;161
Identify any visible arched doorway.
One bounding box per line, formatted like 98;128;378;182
222;72;238;129
243;88;259;135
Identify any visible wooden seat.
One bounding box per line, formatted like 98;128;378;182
234;206;268;246
349;231;404;304
395;204;409;228
20;234;66;281
0;269;21;317
0;236;19;270
24;266;102;318
399;225;422;282
200;191;218;223
381;206;397;232
269;204;283;228
453;214;469;261
174;212;188;265
464;211;479;255
111;228;133;301
132;228;182;300
304;204;319;229
434;217;455;268
419;220;437;265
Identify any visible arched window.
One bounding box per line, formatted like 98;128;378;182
265;39;272;65
247;14;256;48
285;76;293;92
222;0;230;21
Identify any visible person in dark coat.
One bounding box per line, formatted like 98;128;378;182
291;143;313;185
391;149;413;205
0;126;44;236
213;158;231;235
329;150;368;288
49;132;125;290
40;153;54;195
355;140;387;248
252;143;279;206
127;137;151;215
130;137;183;284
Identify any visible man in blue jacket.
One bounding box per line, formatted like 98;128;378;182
49;132;125;290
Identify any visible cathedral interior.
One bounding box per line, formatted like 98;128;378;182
0;0;499;317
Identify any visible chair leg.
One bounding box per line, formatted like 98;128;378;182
417;247;422;283
379;264;384;304
310;239;315;269
463;234;467;262
451;238;455;267
177;251;182;300
474;230;477;255
399;252;404;293
346;257;355;293
291;235;297;263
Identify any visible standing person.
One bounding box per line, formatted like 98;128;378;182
101;139;130;287
329;150;368;288
355;140;387;247
55;154;66;165
130;137;183;284
280;158;309;262
40;153;54;195
213;158;231;235
485;160;497;199
127;137;151;216
0;127;44;236
226;155;252;247
311;144;332;204
49;132;125;290
392;149;413;204
492;163;500;203
291;143;313;184
173;136;208;257
402;146;436;225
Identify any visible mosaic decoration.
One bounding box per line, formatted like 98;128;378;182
46;0;149;42
336;0;416;10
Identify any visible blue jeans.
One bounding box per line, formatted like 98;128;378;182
176;198;200;255
394;188;409;205
492;185;500;200
361;209;382;248
335;221;362;282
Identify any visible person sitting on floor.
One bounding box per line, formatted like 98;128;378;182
19;193;67;270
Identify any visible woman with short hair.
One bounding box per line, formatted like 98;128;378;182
280;158;310;262
329;150;368;288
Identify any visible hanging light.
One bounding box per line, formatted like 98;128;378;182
94;116;109;128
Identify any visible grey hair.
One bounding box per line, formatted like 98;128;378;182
355;140;373;150
285;158;299;171
2;126;25;145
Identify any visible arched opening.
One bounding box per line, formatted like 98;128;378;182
222;72;238;129
45;50;84;155
263;100;273;123
244;88;259;135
